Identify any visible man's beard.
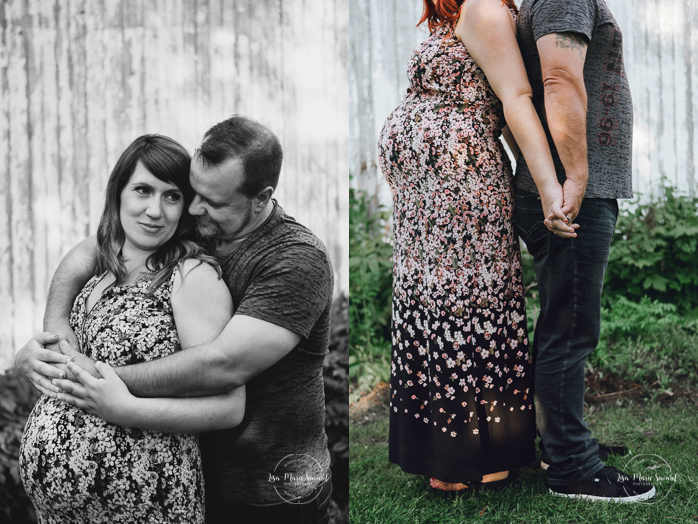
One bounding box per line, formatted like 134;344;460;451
194;204;254;244
194;216;224;241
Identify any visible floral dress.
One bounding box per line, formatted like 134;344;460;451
377;22;536;483
19;268;204;523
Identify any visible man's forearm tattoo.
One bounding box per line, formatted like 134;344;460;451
554;33;587;60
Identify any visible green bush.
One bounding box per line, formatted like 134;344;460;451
324;294;349;519
348;186;393;393
604;185;698;314
592;296;698;388
520;249;539;338
592;186;698;386
0;369;39;524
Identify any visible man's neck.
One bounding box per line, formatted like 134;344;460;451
216;200;276;255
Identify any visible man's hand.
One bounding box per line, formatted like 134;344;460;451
58;340;99;379
54;360;137;425
15;333;70;396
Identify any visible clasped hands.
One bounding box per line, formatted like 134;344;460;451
15;333;134;423
542;179;583;238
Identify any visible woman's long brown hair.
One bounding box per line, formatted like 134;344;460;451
418;0;518;33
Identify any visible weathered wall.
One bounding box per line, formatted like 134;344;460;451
0;0;349;370
350;0;698;202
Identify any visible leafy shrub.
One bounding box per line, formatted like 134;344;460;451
0;369;39;524
593;186;698;386
519;249;539;337
603;185;698;314
324;294;349;519
591;296;698;388
348;186;393;392
598;296;686;352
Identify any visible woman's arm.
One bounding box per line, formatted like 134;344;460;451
56;259;246;433
455;0;577;237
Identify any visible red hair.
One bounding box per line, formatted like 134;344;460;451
418;0;518;33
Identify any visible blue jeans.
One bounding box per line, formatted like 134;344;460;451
513;187;618;486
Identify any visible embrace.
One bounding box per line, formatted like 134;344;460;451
378;0;655;502
16;116;333;523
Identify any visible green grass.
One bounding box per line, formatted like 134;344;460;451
350;400;698;523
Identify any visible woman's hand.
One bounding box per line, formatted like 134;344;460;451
53;360;137;426
540;186;579;238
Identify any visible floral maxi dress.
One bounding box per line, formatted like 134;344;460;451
378;24;536;483
20;269;204;523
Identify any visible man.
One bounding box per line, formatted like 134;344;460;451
513;0;655;502
16;115;334;523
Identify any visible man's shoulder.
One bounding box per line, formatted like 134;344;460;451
263;206;330;258
230;205;332;286
520;0;599;42
525;0;601;9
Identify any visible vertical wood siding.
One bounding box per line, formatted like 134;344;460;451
0;0;349;370
350;0;698;202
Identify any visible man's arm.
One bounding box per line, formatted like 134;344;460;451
116;242;331;397
57;359;246;432
15;237;99;391
44;236;99;339
60;241;330;398
537;32;589;222
115;314;302;397
54;261;247;432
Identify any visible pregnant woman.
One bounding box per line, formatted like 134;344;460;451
378;0;574;491
19;135;245;523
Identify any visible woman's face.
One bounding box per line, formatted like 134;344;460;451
119;163;184;258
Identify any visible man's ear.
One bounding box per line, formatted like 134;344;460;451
253;186;274;212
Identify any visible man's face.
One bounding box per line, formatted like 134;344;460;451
188;156;256;243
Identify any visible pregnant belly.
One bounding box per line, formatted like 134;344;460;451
379;95;508;189
19;396;201;513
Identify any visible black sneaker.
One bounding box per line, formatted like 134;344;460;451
548;466;656;502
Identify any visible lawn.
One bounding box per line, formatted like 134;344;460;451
350;393;698;524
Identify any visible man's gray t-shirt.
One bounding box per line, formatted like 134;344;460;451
199;202;333;505
516;0;633;198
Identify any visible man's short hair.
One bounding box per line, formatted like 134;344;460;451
197;115;283;197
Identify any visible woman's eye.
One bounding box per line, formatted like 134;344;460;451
134;186;149;195
165;193;182;203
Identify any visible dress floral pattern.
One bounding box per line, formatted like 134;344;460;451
20;268;204;524
378;22;536;483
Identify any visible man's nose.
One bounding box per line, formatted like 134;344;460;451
189;194;204;216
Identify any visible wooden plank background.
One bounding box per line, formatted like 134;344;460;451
0;0;349;371
350;0;698;204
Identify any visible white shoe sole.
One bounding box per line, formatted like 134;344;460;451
548;486;656;503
